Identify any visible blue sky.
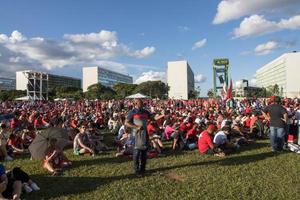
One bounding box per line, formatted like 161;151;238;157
0;0;300;96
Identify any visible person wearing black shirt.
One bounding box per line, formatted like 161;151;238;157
263;96;288;152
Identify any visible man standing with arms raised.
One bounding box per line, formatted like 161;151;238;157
125;99;164;177
263;96;288;152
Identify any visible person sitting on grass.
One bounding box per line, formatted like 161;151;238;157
0;164;39;200
73;124;94;156
6;131;27;155
184;123;199;150
43;138;72;175
198;125;225;157
147;119;165;155
0;124;13;161
213;126;239;155
86;123;108;153
115;127;134;157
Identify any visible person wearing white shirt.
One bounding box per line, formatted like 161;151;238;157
213;126;238;154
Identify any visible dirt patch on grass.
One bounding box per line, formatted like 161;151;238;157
165;172;185;182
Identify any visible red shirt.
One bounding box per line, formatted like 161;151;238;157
198;130;213;154
179;123;188;132
250;116;258;128
147;123;156;137
7;136;23;147
186;127;197;139
244;118;251;128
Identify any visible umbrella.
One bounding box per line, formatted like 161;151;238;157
29;127;69;160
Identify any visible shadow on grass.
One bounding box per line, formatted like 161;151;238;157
71;155;130;167
28;150;288;199
148;151;287;173
29;173;137;200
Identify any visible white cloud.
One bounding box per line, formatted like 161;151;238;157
278;15;300;29
132;46;156;58
254;41;279;55
233;14;300;38
0;30;155;75
192;39;207;50
233;15;279;38
213;0;300;24
194;74;207;83
135;71;166;84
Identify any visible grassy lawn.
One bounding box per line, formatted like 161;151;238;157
4;138;300;200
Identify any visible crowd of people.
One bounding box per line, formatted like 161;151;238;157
0;96;299;199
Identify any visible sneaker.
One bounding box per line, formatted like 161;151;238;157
23;183;33;193
30;182;40;191
4;156;13;161
214;152;225;157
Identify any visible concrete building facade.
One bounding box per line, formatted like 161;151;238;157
16;70;81;100
82;66;133;92
256;52;300;98
167;60;195;100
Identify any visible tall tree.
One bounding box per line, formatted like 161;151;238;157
85;83;116;100
207;89;214;98
134;81;169;99
113;83;137;99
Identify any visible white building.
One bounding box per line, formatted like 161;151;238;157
16;70;81;100
256;52;300;98
167;60;195;100
82;66;133;92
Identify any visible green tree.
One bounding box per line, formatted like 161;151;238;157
0;90;26;101
207;89;214;98
113;83;137;99
48;86;83;100
134;81;169;99
266;84;279;97
273;84;280;96
85;83;116;100
188;89;199;99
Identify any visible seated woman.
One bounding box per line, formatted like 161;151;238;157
43;138;71;175
0;164;39;200
147;119;164;155
21;128;36;149
7;131;27;155
73;124;94;156
115;127;134;157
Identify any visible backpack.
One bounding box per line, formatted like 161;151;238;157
134;129;148;150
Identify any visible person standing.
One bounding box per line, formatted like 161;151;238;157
263;96;288;152
125;99;164;177
295;104;300;145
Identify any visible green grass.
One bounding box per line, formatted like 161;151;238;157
4;138;300;200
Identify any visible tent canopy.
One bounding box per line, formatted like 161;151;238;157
15;96;30;101
125;93;149;99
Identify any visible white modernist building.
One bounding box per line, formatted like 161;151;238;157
256;52;300;98
16;70;81;100
167;60;195;100
82;66;133;92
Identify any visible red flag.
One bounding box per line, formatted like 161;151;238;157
226;79;233;99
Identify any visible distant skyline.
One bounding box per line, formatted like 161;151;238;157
1;0;300;95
